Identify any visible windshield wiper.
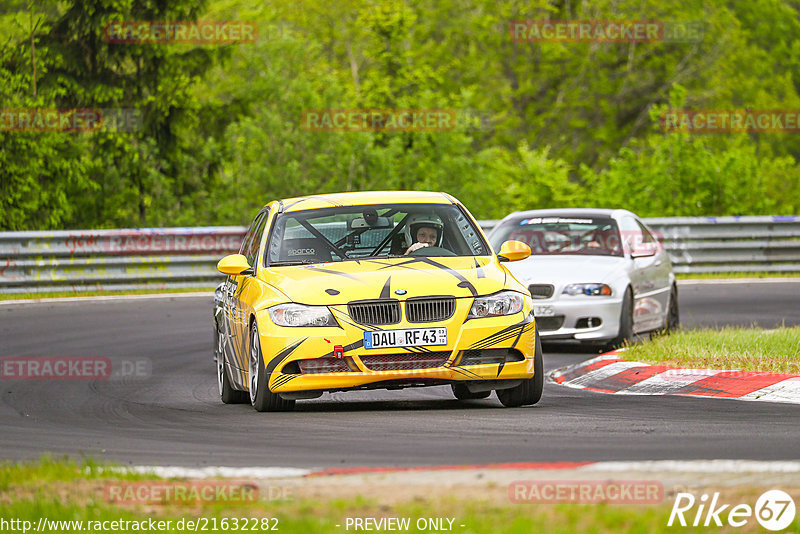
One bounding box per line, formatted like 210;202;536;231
268;260;321;266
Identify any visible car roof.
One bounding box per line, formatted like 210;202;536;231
499;208;636;221
269;191;456;213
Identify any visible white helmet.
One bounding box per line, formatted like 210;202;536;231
403;212;444;247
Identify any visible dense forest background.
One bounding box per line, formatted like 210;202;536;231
2;0;800;230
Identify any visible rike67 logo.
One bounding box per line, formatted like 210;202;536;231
668;490;796;531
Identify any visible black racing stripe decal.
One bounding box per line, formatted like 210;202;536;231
271;374;297;389
282;198;309;210
471;327;528;349
364;259;402;268
471;321;537;351
379;276;392;299
447;366;471;377
446;352;463;367
305;265;361;280
398;345;435;354
377;256;479;296
283;196;343;211
314;196;343;207
496;362;505;377
376;258;419;270
376;263;419;271
457;281;476;295
320;339;364;359
418;257;478;296
266;337;307;375
467;315;534;350
450;366;483;379
270;374;292;388
511;323;525;348
468;325;521;350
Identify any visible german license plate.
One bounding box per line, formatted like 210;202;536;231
534;305;555;317
363;327;447;349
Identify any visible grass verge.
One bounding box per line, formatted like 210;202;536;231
623;326;800;374
0;287;216;301
4;458;797;533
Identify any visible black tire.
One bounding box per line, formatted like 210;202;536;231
609;286;634;349
249;324;295;412
665;284;680;333
451;383;491;400
496;331;544;407
216;329;249;404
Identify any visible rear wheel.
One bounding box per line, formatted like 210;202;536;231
496;331;544;407
451;383;491;400
652;284;680;339
249;324;295;412
216;329;248;404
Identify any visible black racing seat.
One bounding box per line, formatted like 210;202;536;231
279;238;332;263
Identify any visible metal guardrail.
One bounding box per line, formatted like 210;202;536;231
0;227;246;294
645;216;800;274
1;216;799;293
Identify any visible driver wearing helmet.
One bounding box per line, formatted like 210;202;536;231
404;213;444;255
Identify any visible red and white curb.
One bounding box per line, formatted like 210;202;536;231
119;460;800;479
550;352;800;405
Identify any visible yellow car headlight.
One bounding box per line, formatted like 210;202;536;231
468;291;525;318
268;304;337;327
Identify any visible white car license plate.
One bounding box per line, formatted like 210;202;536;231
534;305;555;317
364;327;447;349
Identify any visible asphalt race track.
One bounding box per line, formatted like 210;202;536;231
1;281;799;468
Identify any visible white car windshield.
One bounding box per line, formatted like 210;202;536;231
491;216;623;257
265;203;489;266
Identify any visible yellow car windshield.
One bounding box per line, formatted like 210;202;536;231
265;203;489;266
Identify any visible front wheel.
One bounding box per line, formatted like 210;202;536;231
609;286;634;349
653;284;680;338
249;324;295;412
665;284;680;333
496;331;544;407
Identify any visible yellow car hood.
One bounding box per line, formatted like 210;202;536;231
262;256;512;304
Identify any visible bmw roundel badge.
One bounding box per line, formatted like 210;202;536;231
394;289;407;295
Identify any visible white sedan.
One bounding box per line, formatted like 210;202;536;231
487;208;679;347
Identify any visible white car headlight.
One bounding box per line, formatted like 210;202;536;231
468;291;526;318
562;283;612;296
268;304;337;327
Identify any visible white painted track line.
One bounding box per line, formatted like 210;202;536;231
0;292;214;306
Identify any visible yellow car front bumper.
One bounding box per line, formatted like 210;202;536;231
258;301;537;393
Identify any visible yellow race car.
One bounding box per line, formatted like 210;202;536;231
213;191;541;411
